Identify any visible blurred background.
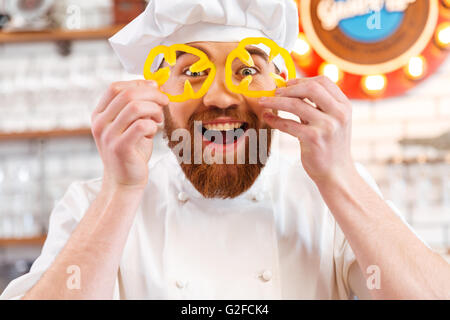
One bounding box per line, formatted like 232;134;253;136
0;0;449;292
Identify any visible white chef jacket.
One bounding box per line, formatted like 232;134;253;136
0;143;419;300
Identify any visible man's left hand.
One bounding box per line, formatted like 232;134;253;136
259;76;356;184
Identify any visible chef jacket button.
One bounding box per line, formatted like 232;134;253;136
248;192;263;202
250;192;264;202
176;279;186;289
262;270;272;282
254;192;264;202
178;191;189;202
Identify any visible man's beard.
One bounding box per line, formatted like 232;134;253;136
163;107;273;199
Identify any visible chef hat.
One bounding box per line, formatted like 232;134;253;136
109;0;299;75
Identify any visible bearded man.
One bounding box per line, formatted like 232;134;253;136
2;0;449;300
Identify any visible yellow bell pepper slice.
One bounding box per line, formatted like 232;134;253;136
143;44;216;102
225;37;296;98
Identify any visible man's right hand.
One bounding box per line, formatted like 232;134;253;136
91;80;170;191
22;80;169;300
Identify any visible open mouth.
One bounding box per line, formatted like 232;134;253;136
200;121;248;145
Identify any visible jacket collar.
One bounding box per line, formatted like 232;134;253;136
159;144;280;202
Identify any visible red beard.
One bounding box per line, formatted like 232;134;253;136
163;107;273;198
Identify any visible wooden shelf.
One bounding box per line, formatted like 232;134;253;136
0;25;124;44
0;235;47;247
0;128;92;141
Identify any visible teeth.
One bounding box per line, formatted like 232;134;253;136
204;122;243;131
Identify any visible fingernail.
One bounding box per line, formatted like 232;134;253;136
286;79;295;85
275;88;283;95
259;97;268;103
147;80;158;87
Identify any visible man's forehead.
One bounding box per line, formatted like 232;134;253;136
179;41;270;62
186;41;239;47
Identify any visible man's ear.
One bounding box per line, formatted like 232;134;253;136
158;58;166;69
272;62;285;79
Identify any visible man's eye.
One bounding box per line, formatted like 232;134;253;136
238;67;258;77
184;69;207;77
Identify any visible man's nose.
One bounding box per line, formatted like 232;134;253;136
202;72;241;109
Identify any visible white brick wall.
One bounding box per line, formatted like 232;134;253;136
348;57;450;249
0;39;449;252
351;57;450;163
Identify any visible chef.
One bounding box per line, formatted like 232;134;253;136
1;0;449;300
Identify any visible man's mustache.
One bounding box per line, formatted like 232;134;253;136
186;107;258;130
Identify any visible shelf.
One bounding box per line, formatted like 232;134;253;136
0;128;92;140
0;235;47;247
0;25;124;44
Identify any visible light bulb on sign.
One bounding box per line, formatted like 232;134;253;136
361;75;387;96
319;62;343;84
293;33;311;56
405;56;426;80
436;22;450;49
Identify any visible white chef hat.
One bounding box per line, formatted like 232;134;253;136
109;0;299;75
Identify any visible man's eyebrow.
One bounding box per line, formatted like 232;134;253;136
167;44;272;70
175;45;269;61
246;46;280;73
176;44;212;59
244;46;270;62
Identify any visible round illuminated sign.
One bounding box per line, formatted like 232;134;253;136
300;0;439;75
293;0;450;99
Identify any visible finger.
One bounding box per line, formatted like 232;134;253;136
313;76;349;104
92;85;169;135
105;86;168;121
93;80;159;116
120;119;158;147
109;101;164;135
288;76;349;104
277;78;343;117
258;96;327;124
263;112;311;141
